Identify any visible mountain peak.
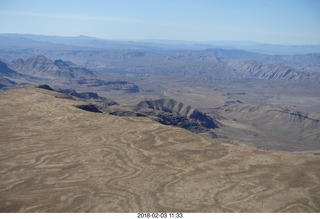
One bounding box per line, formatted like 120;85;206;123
30;54;48;60
53;59;69;67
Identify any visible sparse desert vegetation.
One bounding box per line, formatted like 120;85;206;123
0;87;320;212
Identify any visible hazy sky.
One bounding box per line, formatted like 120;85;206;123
0;0;319;44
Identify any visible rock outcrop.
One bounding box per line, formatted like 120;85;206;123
135;98;219;134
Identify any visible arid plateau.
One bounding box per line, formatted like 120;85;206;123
1;87;320;212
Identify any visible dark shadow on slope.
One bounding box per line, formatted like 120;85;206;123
76;104;102;113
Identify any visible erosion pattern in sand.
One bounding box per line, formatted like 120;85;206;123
0;87;320;212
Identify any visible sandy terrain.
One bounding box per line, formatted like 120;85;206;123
0;87;320;212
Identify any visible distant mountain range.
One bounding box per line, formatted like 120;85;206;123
1;53;319;90
9;55;96;79
0;34;319;89
0;55;141;93
0;55;98;88
1;33;319;153
1;33;320;55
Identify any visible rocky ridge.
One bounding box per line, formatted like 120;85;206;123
38;85;220;136
10;55;96;79
228;60;305;80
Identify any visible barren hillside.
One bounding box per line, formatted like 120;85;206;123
0;87;320;212
10;55;96;79
228;60;303;80
216;103;320;151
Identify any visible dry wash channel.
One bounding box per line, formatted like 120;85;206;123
0;87;320;212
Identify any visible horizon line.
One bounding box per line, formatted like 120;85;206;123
1;33;320;46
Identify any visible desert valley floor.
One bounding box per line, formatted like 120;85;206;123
1;87;320;212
